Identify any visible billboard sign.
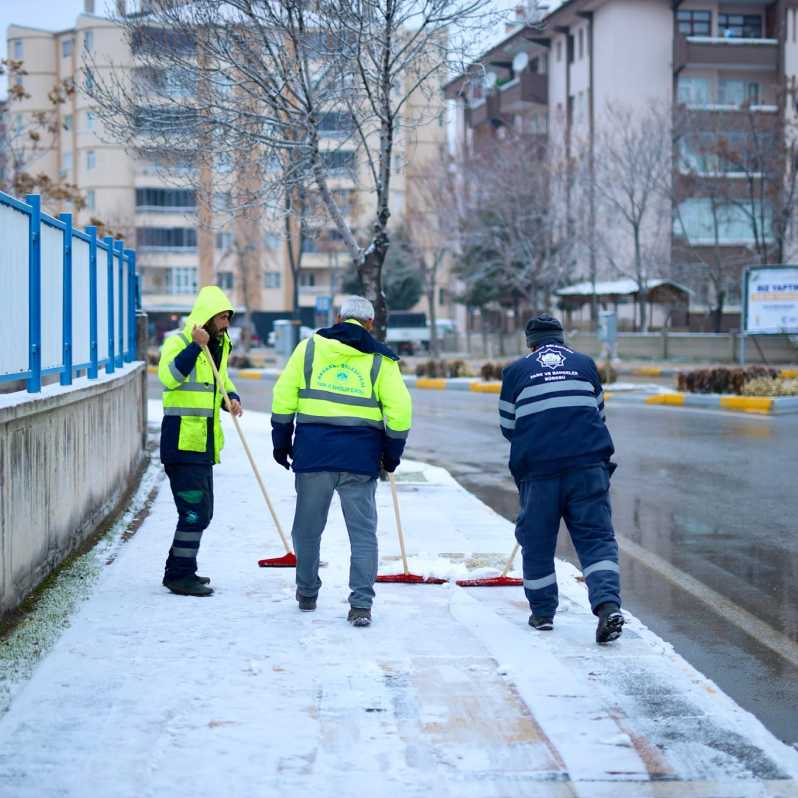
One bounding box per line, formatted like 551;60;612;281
744;266;798;334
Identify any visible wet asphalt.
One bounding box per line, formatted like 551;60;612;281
147;373;798;746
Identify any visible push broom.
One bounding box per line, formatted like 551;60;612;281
201;344;297;568
455;542;523;587
375;472;447;585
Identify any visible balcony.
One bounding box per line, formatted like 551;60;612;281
674;34;778;73
499;72;548;113
466;93;500;128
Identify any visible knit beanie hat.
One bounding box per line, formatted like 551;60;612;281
525;314;564;347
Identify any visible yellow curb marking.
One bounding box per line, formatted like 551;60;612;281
779;368;798;378
415;378;448;390
719;396;774;414
470;382;501;394
237;370;264;379
632;366;663;377
147;365;157;374
645;393;685;406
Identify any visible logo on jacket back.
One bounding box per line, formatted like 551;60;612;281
536;346;566;370
317;363;368;395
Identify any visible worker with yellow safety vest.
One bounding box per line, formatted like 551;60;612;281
271;296;412;627
158;286;243;597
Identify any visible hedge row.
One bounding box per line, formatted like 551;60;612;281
677;366;778;395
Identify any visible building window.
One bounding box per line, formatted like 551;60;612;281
718;13;762;38
84;70;95;91
719;79;760;106
578;29;584;59
215;231;234;251
676;10;712;36
438;287;446;305
86;189;95;210
168;266;198;294
217;271;234;290
84;30;93;51
320;150;356;175
13;40;23;59
86;150;96;170
137;227;198;250
62;39;74;58
63;114;73;131
299;272;316;287
318;112;355;137
674;198;771;244
15;113;23;134
136;187;196;210
264;232;281;250
62;151;73;176
264;271;281;289
677;76;710;105
86;110;95;130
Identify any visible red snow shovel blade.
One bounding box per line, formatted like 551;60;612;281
376;573;448;584
258;552;297;568
455;576;523;587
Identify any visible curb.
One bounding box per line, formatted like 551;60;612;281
619;366;797;378
147;366;798;414
642;392;798;415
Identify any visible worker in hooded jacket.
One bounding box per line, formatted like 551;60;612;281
270;296;412;627
157;286;243;597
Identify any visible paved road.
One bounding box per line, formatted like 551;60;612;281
147;372;798;745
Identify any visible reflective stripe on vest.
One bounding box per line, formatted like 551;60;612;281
296;336;385;425
164;407;214;417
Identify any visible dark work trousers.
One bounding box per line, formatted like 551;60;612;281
515;463;620;619
163;463;214;580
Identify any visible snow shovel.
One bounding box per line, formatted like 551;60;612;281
455;542;523;587
200;344;297;568
375;472;447;585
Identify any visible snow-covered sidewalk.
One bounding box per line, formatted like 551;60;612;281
0;402;796;798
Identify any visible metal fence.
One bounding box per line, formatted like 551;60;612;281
0;191;139;393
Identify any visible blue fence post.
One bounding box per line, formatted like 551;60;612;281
125;248;136;361
59;213;73;385
25;194;42;393
86;226;99;379
104;235;115;374
115;240;125;367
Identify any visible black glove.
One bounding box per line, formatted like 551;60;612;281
273;447;293;470
382;455;400;473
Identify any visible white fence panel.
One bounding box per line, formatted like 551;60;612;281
41;223;65;371
72;238;91;367
96;244;109;364
0;204;30;375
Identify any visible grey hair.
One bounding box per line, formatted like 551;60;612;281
339;295;375;322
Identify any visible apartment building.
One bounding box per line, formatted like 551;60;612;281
0;99;7;189
6;4;450;335
446;0;798;326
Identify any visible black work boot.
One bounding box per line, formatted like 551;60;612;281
595;602;624;644
347;607;371;627
163;575;214;597
295;589;317;612
528;614;554;631
162;575;211;586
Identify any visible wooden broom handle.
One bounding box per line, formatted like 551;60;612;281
500;542;519;578
388;472;410;575
201;343;292;555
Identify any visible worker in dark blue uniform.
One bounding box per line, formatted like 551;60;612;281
499;314;624;644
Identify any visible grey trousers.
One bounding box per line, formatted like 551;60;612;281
292;471;379;609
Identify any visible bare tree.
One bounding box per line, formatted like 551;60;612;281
590;102;672;331
89;0;499;340
0;58;86;211
456;130;572;347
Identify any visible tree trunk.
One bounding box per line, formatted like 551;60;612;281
634;226;647;332
360;236;389;341
427;288;439;359
712;288;725;334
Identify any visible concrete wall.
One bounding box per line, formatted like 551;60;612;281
0;364;147;617
568;332;798;364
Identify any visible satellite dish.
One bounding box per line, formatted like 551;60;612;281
484;72;498;90
513;52;529;74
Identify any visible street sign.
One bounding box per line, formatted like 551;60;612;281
597;310;617;345
315;295;331;313
743;266;798;334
